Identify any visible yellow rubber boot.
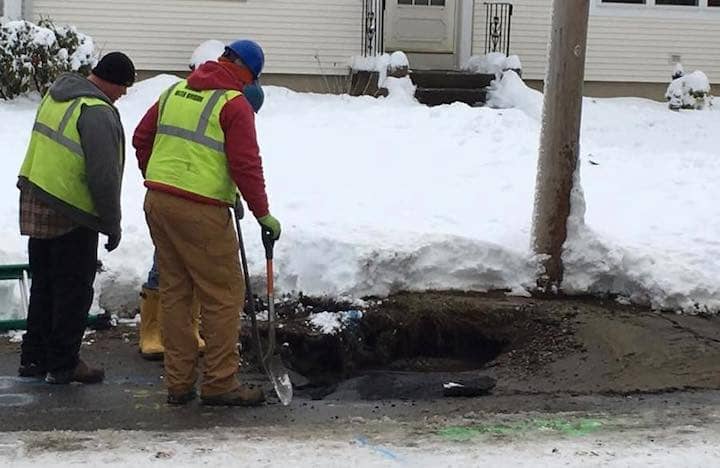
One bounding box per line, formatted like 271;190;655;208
139;287;164;360
191;297;206;353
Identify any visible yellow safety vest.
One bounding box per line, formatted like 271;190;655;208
145;80;241;204
19;94;114;216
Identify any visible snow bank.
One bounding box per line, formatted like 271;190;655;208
1;73;719;316
463;52;522;76
485;70;543;121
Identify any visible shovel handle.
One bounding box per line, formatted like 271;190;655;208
234;196;245;220
261;226;275;260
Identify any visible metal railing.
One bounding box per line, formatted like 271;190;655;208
484;2;513;56
362;0;385;56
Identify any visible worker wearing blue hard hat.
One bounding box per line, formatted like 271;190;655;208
132;38;278;407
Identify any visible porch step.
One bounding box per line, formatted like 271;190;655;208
415;88;488;107
409;70;495;90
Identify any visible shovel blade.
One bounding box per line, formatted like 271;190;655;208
266;355;293;406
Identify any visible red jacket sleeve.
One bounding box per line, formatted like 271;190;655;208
132;102;159;177
220;96;270;218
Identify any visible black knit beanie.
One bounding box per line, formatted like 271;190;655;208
92;52;136;86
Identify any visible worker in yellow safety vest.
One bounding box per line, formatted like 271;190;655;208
133;39;279;407
17;52;135;385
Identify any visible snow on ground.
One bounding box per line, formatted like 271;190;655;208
0;72;719;318
1;425;719;467
308;310;363;334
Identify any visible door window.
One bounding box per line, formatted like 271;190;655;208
398;0;447;6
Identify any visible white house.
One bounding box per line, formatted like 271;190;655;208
3;0;719;98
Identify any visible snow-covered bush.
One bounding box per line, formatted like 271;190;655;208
463;52;522;78
665;67;713;111
0;17;96;100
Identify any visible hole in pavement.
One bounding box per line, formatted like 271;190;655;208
238;293;557;399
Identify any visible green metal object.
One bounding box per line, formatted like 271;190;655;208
0;314;111;332
0;264;31;281
0;263;113;333
0;264;31;330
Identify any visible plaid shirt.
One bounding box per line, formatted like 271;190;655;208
19;185;78;239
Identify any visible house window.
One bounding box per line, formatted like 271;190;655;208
595;0;720;13
398;0;446;5
599;0;719;5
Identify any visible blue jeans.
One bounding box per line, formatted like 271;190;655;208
144;252;159;290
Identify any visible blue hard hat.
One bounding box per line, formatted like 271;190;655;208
225;39;265;79
243;82;264;113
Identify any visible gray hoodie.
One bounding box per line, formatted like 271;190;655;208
18;72;125;236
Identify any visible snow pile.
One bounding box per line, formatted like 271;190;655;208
351;51;408;72
307;310;363;335
666;70;713;110
1;74;719;316
463;52;522;77
189;40;225;70
486;70;543;121
383;76;416;103
2;330;24;342
351;51;410;88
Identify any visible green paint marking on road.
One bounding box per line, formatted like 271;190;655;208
533;418;603;436
438;418;604;441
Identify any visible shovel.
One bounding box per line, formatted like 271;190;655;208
233;198;293;406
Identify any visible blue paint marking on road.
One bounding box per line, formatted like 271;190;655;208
355;436;402;462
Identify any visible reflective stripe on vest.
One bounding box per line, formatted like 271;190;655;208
19;94;112;216
145;81;240;204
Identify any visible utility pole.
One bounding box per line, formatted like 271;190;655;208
531;0;590;291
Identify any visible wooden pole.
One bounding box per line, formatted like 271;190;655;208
531;0;590;291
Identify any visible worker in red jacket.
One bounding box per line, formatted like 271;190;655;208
133;39;279;406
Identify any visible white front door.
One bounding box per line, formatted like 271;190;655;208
384;0;457;54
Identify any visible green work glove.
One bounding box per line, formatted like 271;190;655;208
258;214;281;241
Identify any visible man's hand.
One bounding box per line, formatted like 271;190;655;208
258;214;281;241
105;230;121;252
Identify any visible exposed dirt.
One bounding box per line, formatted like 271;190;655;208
4;290;720;400
241;291;720;397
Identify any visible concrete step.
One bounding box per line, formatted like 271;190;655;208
415;88;488;107
410;70;495;90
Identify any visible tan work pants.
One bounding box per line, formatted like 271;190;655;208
144;190;244;397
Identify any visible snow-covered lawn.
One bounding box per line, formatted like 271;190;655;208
0;74;718;319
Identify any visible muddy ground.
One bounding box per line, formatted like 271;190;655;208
252;291;720;397
1;291;720;432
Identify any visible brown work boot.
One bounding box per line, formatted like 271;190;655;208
201;384;265;407
45;359;105;385
167;388;197;406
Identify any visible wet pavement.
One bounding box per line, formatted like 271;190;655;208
2;326;720;433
